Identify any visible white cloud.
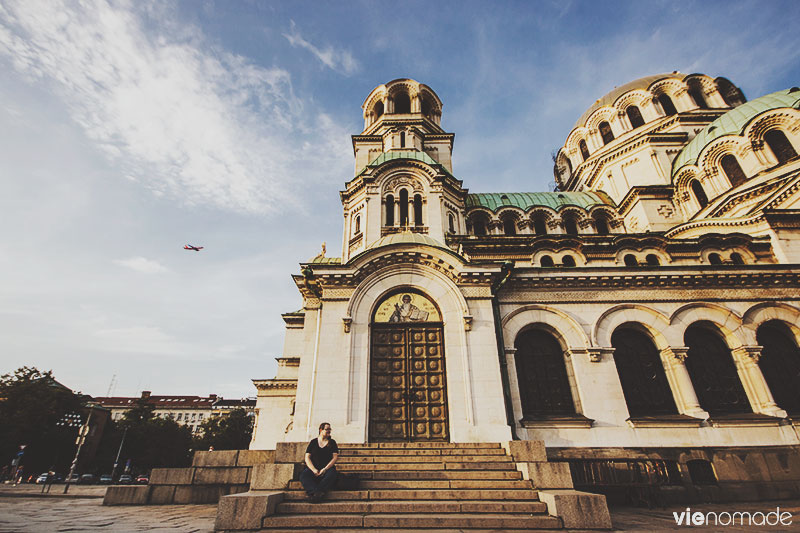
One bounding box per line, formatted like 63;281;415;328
0;0;350;215
92;325;189;356
113;256;168;274
283;20;359;75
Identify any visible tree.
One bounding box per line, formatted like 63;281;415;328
194;409;254;451
0;367;85;477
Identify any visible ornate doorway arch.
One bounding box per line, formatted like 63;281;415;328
369;289;449;442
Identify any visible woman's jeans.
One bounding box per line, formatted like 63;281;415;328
299;466;338;495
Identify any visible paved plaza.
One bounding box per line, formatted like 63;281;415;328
1;485;800;532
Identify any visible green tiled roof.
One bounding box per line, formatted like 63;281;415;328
466;191;615;212
368;232;448;250
357;150;451;176
310;256;342;264
672;88;800;176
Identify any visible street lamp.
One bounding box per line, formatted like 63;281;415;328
110;427;128;480
63;406;93;494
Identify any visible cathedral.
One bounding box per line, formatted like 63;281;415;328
250;74;800;499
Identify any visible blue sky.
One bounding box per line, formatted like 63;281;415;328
1;0;799;399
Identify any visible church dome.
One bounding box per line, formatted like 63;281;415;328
368;231;448;251
672;87;800;176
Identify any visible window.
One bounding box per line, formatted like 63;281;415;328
764;129;797;164
470;214;488;236
721;154;746;187
624;254;638;267
393;92;411;114
599;121;614;145
645;254;661;266
708;253;722;265
514;329;576;418
400;131;405;148
447;213;456;233
385;195;395;226
730;252;744;265
502;217;516;235
689;88;708;109
594;216;610;235
354;215;361;235
177;413;183;421
757;321;800;415
684;324;751;415
626;106;645;128
374;100;384;118
533;218;547;235
540;255;554;267
562;255;576;267
658;94;677;116
690;180;708;208
579;139;590;161
421;97;433;118
563;217;578;235
611;326;678;417
399;189;409;226
413;194;423;225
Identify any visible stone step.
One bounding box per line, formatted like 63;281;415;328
337;461;516;472
337;454;512;463
338;448;507;456
275;499;548;515
289;479;532;490
338;442;502;450
260;512;562;530
356;470;522;480
281;489;540;501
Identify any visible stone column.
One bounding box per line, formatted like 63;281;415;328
408;200;415;226
731;346;787;418
659;347;709;419
393;201;400;227
504;348;523;426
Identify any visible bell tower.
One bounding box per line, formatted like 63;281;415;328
340;79;466;262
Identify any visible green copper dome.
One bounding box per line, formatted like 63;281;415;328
368;232;448;250
672;88;800;176
466;191;615;212
357;150;452;177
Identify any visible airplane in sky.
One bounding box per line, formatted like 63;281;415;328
184;244;204;251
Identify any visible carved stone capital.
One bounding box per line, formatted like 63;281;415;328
342;316;352;333
463;315;473;331
660;347;689;364
732;345;763;363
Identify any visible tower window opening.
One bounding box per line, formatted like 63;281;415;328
599;121;614;145
721;154;746;187
385;195;395;226
374;100;384;119
764;129;797;164
421;97;433;118
448;213;455;233
658;94;677;116
690;180;709;208
594;216;610;235
689;88;708;109
399;189;409;226
579;139;590;161
624;254;638;267
646;254;661;266
626;106;645;129
354;215;361;235
540;255;554;267
562;255;576;267
413;194;423;226
708;253;723;265
730;252;744;265
393;92;411;114
400;131;406;148
533;218;547;235
471;214;488;236
502;217;517;236
564;217;579;235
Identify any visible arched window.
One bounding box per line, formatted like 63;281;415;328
708;253;722;265
658;94;677;116
563;217;578;235
540;255;554;267
447;213;455;233
756;321;800;415
471;213;488;236
502;217;516;236
764;129;797;164
413;194;423;225
400;131;406;148
533;218;547;235
562;255;576;267
684;324;751;415
646;254;661;266
594;216;610;235
514;329;576;418
374;100;384;119
611;326;678;417
599;121;614;145
624;254;638;267
689;88;708;109
385;195;395;226
690;180;708;208
721;154;746;187
354;215;361;234
730;252;744;265
399;189;409;226
393;92;411;114
421;97;433;118
579;139;590;161
626;106;645;128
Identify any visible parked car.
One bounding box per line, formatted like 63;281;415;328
118;474;133;484
135;475;149;485
35;473;50;484
99;474;113;484
78;474;96;484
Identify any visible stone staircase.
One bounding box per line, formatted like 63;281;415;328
258;442;563;531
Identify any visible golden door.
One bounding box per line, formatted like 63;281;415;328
369;324;449;441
